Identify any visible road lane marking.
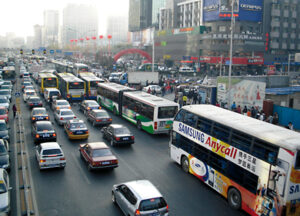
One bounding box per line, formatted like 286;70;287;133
13;114;21;216
71;152;91;185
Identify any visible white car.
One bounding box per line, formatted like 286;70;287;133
44;88;61;103
0;168;11;215
24;85;35;92
23;90;37;102
35;142;66;170
54;109;76;126
51;99;71;111
143;85;162;94
0;96;9;110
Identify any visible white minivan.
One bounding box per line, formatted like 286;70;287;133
44;88;61;103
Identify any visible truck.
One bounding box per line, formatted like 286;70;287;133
119;71;159;86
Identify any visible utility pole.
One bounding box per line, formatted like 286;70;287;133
152;27;155;73
228;0;235;108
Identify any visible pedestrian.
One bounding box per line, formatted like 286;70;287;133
273;112;279;125
266;115;273;124
236;105;241;114
198;94;202;104
161;86;165;97
147;87;151;94
193;91;198;104
231;101;236;111
242;106;248;115
287;122;294;130
215;101;220;107
182;95;187;106
247;109;251;117
259;111;265;121
12;104;17;118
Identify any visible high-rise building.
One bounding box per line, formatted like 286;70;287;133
129;0;152;32
159;0;185;30
263;0;300;68
43;10;59;47
178;0;202;28
26;36;35;49
33;25;43;49
107;16;128;46
152;0;166;29
62;4;98;47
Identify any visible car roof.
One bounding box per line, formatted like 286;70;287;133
28;96;40;99
0;107;7;110
88;142;108;149
69;119;84;124
0;119;6;123
60;109;73;112
56;99;68;103
40;142;61;150
92;109;106;113
110;124;125;129
35;121;52;125
45;88;60;92
125;180;163;200
32;107;46;111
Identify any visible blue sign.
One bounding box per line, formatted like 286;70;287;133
56;49;62;53
15;92;20;97
50;50;54;54
203;0;263;22
64;52;73;56
225;60;230;65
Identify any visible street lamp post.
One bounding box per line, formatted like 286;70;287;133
227;0;236;109
152;27;155;73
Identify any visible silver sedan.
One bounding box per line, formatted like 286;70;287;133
54;109;76;126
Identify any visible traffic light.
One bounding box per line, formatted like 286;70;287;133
20;49;23;55
32;49;35;55
43;49;47;55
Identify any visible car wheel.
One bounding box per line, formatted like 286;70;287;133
112;191;116;204
110;139;115;147
136;120;142;130
228;188;241;210
92;120;96;127
181;156;189;173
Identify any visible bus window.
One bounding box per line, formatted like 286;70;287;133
295;151;300;169
196;117;212;135
183;111;197;127
211;123;230;143
44;78;57;87
231;130;252;153
174;109;185;122
252;139;278;165
158;106;178;119
69;82;84;89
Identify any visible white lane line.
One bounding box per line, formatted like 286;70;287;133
71;152;91;185
13;116;21;216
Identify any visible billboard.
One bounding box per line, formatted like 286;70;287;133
203;0;263;22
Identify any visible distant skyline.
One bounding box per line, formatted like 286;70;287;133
0;0;129;38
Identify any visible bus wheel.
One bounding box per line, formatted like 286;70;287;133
137;120;142;130
228;187;241;210
181;156;189;173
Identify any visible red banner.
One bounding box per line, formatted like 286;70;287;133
195;56;264;65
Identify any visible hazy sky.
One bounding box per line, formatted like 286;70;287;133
0;0;129;37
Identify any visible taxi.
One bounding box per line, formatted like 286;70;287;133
64;119;89;140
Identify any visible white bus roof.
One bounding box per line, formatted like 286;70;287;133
183;105;300;152
124;91;179;107
98;82;133;93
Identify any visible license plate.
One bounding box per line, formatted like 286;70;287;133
165;124;170;129
102;161;110;165
76;131;83;134
123;137;129;140
43;134;50;138
37;117;43;120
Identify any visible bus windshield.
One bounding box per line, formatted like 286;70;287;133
69;82;84;89
43;78;57;87
158;106;178;119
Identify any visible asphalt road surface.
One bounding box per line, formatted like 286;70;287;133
9;76;247;216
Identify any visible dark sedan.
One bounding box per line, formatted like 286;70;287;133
0;139;10;171
31;108;49;122
27;96;43;109
87;109;112;126
32;121;56;144
102;124;134;146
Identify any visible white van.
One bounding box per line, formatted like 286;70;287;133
44;88;61;103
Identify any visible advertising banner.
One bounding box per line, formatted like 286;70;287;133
217;77;266;109
203;0;263;22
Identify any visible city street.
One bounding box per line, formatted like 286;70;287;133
9;83;247;216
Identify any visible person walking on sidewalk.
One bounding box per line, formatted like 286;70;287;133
13;104;17;118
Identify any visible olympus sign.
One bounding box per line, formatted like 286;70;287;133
240;4;262;11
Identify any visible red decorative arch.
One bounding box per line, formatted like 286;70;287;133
113;49;152;62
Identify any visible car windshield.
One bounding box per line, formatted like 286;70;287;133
0;182;7;194
57;101;69;106
25;87;34;90
26;92;35;96
70;123;86;129
37;123;53;131
96;112;109;117
3;82;11;85
23;82;31;86
61;110;73;116
115;127;130;134
0;91;9;95
139;197;167;211
0;123;7;130
43;149;62;155
0;109;7;115
1;86;10;89
0;144;7;154
92;148;112;157
158;106;178;119
0;99;8;103
33;109;47;115
29;98;41;103
49;91;59;97
87;101;98;106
